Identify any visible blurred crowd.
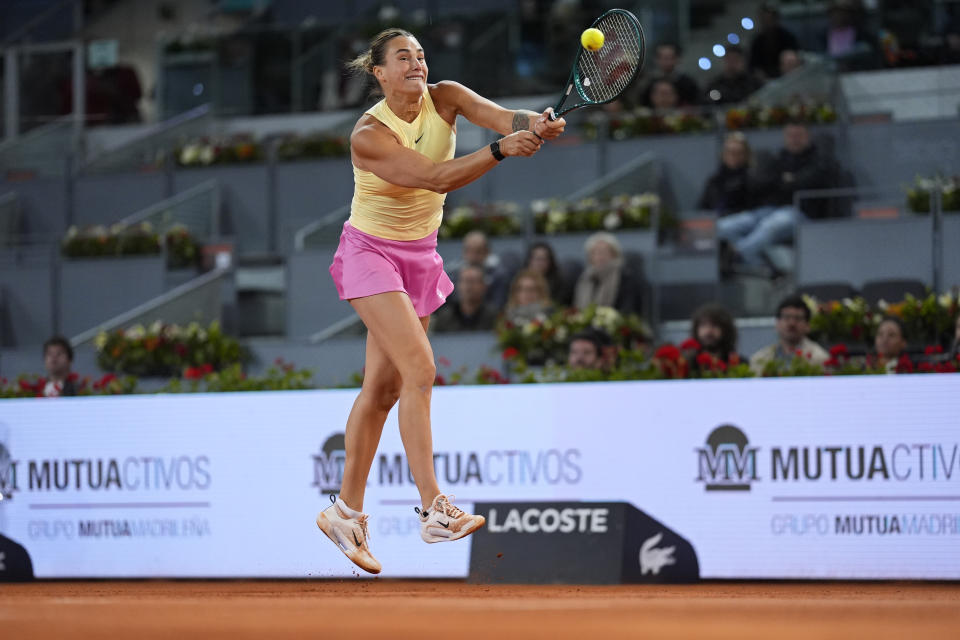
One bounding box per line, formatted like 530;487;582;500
431;226;960;376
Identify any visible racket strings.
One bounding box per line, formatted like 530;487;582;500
576;12;642;103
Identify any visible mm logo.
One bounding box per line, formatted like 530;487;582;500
696;425;759;491
311;433;345;496
0;440;15;501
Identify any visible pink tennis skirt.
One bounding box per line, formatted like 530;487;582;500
329;222;454;317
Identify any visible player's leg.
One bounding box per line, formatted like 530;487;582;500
337;329;405;512
351;292;485;543
349;291;441;509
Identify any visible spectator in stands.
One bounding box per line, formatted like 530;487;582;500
822;0;877;68
698;132;759;216
691;303;741;363
572;232;638;314
749;2;801;79
648;78;680;111
716;121;838;269
504;269;552;326
643;43;700;106
779;49;804;76
948;314;960;362
705;45;764;104
567;330;604;370
940;19;960;65
432;265;498;333
523;241;570;305
750;294;829;374
461;230;509;309
873;316;908;373
42;336;77;397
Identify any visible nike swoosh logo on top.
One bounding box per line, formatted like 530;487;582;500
415;133;424;144
438;521;450;528
353;531;363;547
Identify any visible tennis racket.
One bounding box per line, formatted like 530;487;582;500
548;8;645;120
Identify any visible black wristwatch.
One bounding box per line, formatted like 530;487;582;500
489;140;505;161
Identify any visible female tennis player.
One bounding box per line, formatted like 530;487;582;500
316;28;566;574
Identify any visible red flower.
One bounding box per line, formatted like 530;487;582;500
655;344;682;361
93;373;117;390
924;345;944;355
896;354;914;374
823;357;839;368
174;343;188;357
716;361;727;371
918;361;934;372
19;380;33;392
67;372;79;382
435;375;447;386
437;356;451;368
728;353;741;366
829;344;849;357
184;366;204;380
200;363;214;375
851;325;863;340
695;352;714;368
502;347;519;360
680;338;701;351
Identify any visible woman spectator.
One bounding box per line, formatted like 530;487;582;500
572;232;638;314
504;269;553;325
698;132;759;216
949;314;960;362
690;304;741;364
523;241;570;305
874;316;908;373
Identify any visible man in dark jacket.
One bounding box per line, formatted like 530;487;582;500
716;122;837;267
749;3;801;79
705;45;764;104
642;43;701;106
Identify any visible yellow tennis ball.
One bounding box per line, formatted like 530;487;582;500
581;27;604;51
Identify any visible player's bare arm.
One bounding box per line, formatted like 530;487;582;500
351;114;542;193
430;81;565;141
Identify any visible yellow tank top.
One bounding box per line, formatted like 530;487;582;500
349;88;456;241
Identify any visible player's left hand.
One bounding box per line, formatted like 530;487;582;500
534;108;565;140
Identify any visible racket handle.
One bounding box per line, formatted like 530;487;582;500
548;111;557;122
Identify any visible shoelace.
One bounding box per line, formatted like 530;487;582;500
355;514;371;546
438;494;464;519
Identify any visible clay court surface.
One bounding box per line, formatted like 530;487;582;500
2;580;958;639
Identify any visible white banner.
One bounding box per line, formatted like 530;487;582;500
1;374;959;579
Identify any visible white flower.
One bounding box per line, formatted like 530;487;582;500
555;326;568;342
149;320;163;335
531;199;549;214
94;332;108;351
180;144;200;165
939;292;954;308
199;146;215;165
877;299;889;310
548;210;566;225
522;322;539;336
125;324;146;340
603;212;622;230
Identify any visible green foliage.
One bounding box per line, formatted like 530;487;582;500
95;321;246;377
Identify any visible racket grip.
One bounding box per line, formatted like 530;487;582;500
548;111;557;121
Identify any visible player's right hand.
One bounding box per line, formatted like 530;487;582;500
498;131;543;158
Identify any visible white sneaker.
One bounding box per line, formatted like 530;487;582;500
415;494;485;544
316;496;382;574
